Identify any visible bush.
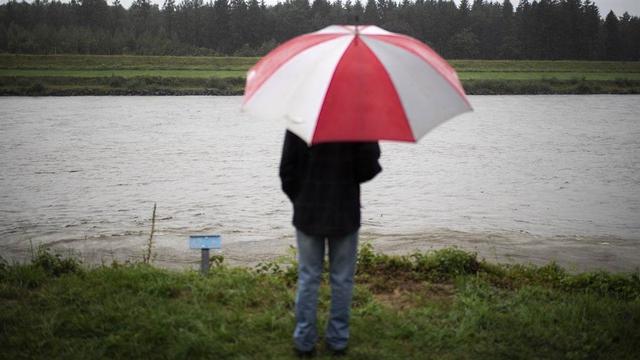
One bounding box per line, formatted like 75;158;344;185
561;271;640;300
254;245;298;286
206;77;225;89
358;244;480;281
357;243;413;278
27;81;46;94
412;247;480;280
32;246;82;277
226;76;246;87
107;75;126;88
357;242;376;270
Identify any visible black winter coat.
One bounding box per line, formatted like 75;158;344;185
279;130;382;237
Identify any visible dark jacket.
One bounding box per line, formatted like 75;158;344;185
279;130;382;237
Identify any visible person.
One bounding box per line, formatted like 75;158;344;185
279;130;382;357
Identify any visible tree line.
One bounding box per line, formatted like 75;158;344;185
1;0;639;60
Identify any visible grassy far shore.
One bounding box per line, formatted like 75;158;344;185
1;245;639;359
1;54;640;95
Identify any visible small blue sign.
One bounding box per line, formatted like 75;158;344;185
189;235;221;249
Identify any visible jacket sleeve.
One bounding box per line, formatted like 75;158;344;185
354;142;382;183
279;131;303;202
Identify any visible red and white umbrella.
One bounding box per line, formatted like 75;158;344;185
242;25;472;145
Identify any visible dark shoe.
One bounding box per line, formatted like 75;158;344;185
294;347;316;358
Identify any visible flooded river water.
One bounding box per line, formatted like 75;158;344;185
1;95;639;271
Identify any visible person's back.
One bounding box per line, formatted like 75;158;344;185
280;130;381;356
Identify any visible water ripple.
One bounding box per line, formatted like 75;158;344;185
0;95;638;261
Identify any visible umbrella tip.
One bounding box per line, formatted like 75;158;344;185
354;16;360;35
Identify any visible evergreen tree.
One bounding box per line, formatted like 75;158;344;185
0;0;638;59
604;10;622;60
363;0;379;24
229;0;247;51
212;0;231;52
311;0;332;29
352;0;365;23
619;11;640;60
582;0;601;59
500;0;518;58
458;0;471;29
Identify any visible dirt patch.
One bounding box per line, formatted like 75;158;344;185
372;281;455;310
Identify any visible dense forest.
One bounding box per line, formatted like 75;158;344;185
1;0;639;60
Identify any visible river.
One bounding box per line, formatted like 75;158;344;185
1;95;639;271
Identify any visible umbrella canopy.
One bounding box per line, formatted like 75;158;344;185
242;25;472;145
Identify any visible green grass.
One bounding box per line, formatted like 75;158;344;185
459;71;640;80
1;246;639;359
4;69;639;81
3;55;639;73
462;78;640;94
0;69;247;78
1;54;640;95
449;59;640;73
4;76;638;96
0;76;247;95
0;54;259;70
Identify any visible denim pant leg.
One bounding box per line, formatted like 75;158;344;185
293;230;325;352
325;231;359;350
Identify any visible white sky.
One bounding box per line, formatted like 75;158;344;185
1;0;638;17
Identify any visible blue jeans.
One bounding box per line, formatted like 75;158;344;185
293;229;359;352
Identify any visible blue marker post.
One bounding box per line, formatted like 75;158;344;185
189;235;221;275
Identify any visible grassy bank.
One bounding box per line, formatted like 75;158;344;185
3;76;640;96
1;245;639;359
2;54;640;95
0;76;246;96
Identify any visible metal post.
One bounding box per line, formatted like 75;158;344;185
200;248;210;275
190;234;219;275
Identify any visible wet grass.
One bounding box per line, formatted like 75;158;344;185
450;59;640;73
1;54;640;95
0;75;246;96
0;54;640;96
3;76;639;96
462;78;640;95
0;69;247;78
3;55;638;73
1;245;639;359
458;72;640;81
4;69;638;81
0;54;258;70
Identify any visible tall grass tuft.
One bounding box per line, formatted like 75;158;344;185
142;202;157;264
31;246;82;277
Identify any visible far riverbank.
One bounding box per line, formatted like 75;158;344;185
2;54;639;95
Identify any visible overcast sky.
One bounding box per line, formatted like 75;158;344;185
1;0;638;17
